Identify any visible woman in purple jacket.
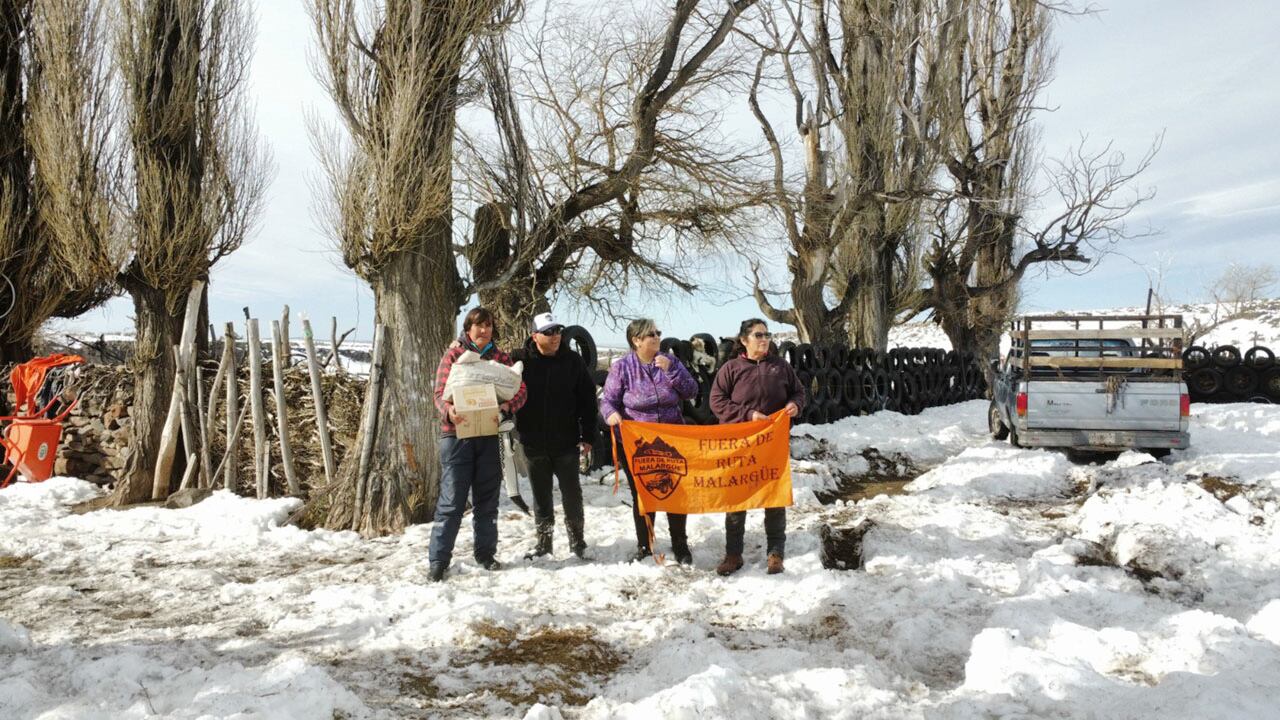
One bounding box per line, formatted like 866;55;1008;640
710;318;804;576
600;318;700;563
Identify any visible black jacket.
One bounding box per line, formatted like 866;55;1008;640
512;339;599;455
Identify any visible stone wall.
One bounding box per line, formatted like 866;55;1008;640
58;367;135;485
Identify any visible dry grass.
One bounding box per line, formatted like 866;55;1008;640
0;555;30;569
1198;475;1246;503
465;621;627;708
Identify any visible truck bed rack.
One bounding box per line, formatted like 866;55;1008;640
1008;314;1185;375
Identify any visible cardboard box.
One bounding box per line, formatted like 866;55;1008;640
454;383;500;439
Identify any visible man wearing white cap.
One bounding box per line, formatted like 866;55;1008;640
512;312;598;559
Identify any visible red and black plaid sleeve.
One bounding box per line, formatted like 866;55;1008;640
435;345;462;432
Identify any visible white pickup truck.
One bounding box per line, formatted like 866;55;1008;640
988;314;1190;456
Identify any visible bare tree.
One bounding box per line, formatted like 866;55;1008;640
1211;262;1277;316
457;0;762;341
0;0;43;363
0;0;119;364
28;0;122;306
307;0;509;533
744;0;944;346
903;0;1154;366
745;0;858;344
109;0;269;506
1186;261;1279;344
831;0;949;349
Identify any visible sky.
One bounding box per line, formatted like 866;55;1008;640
56;0;1280;347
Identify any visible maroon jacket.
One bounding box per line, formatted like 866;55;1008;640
710;354;805;424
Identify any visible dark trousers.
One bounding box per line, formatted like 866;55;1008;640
526;449;584;529
615;432;688;552
429;435;501;566
725;507;786;557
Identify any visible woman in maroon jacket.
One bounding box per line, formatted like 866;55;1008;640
709;318;805;576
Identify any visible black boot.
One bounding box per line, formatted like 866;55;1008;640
672;539;693;566
566;522;589;560
525;523;553;559
670;515;692;565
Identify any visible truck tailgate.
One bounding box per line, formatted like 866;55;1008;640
1023;380;1183;432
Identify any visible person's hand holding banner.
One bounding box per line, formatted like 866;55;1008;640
616;410;792;515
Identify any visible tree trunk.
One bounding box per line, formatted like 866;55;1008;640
113;282;180;504
480;284;547;348
323;244;460;534
847;243;894;351
0;339;34;366
789;268;840;344
468;201;547;344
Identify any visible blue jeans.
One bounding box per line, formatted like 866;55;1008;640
428;435;501;566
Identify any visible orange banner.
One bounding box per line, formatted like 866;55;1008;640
618;410;793;515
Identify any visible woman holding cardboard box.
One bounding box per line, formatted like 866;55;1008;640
428;307;527;582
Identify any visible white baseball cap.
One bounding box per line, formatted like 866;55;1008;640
532;312;564;334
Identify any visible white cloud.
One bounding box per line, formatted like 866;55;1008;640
1175;178;1280;220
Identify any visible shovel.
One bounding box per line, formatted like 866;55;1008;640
499;423;530;514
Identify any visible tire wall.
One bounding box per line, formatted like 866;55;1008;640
1184;344;1280;405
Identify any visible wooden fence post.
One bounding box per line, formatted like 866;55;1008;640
151;280;204;500
247;318;269;499
271;319;300;495
223;322;239;492
353;323;386;529
302;318;337;486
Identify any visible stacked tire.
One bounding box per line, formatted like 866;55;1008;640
778;343;986;422
1184;344;1279;404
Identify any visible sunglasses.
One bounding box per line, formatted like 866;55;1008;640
538;327;563;336
641;330;663;339
750;331;773;340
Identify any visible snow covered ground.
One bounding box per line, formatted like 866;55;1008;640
3;401;1280;719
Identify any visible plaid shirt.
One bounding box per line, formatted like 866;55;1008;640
434;336;527;435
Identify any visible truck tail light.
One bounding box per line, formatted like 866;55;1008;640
1180;393;1190;417
1016;391;1028;417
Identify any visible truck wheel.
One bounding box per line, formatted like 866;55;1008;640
1187;368;1224;397
1212;345;1242;368
988;402;1009;440
1224;366;1260;395
1244;345;1275;369
562;325;598;371
1182;345;1211;370
1264;367;1280;401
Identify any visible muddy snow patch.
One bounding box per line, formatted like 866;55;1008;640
1072;480;1280;615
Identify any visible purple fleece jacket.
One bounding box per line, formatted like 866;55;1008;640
599;351;699;424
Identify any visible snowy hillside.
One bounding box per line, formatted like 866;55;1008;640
889;298;1280;352
4;401;1280;718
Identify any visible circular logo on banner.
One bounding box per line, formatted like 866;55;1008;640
37;442;49;461
631;436;687;500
